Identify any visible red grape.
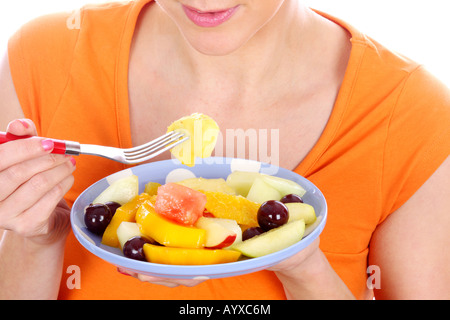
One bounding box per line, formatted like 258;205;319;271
104;201;121;216
242;227;265;241
280;194;303;204
257;200;289;231
123;236;152;261
84;203;112;235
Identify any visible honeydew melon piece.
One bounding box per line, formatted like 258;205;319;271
225;171;261;197
246;177;281;204
303;216;322;238
232;220;305;258
93;175;139;205
285;203;316;225
260;174;306;198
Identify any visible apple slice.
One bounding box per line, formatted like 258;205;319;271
284;203;316;225
232;220;305;258
246;177;281;204
260;174;306;198
116;222;145;249
93;175;139;205
213;218;243;245
195;216;241;249
226;171;261;197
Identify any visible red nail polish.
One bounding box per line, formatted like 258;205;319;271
41;139;54;152
18;119;29;129
117;267;131;276
70;157;76;166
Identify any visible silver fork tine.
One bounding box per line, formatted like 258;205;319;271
74;131;189;164
124;131;184;157
124;135;189;164
124;131;182;154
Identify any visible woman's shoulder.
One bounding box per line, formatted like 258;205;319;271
345;25;449;117
8;1;136;61
7;1;139;134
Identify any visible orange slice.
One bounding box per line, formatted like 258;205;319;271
202;191;260;227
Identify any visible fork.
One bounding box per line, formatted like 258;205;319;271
0;131;189;164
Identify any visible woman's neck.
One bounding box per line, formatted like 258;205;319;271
131;1;351;115
136;1;318;92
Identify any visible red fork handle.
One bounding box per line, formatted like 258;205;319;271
0;132;67;155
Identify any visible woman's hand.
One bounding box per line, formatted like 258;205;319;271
0;119;76;245
267;237;321;274
269;238;354;299
116;267;208;288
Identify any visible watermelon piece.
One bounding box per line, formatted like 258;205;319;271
155;183;207;225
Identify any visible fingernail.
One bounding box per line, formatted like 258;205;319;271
18;119;29;128
69;157;76;167
41;139;54;152
117;267;131;276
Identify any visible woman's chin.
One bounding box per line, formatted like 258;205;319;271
184;35;251;57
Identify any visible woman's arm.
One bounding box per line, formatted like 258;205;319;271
271;158;450;300
269;238;355;299
0;51;75;299
369;157;450;299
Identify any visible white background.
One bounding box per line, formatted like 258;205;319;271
0;0;449;87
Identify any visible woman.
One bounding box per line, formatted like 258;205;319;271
0;0;449;299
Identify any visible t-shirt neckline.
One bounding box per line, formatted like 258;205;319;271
115;1;367;176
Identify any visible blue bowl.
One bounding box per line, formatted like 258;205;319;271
70;157;327;279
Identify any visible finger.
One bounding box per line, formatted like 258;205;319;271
7;157;75;215
6;118;37;136
135;274;179;287
0;136;55;172
0;157;76;231
135;274;206;288
116;269;181;288
267;237;320;272
0;153;70;202
116;269;208;287
14;174;75;239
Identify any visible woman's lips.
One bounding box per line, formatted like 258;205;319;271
182;4;240;28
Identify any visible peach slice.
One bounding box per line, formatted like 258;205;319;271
138;202;206;249
143;244;241;265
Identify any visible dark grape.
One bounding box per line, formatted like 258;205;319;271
84;203;112;235
242;227;265;241
123;236;152;261
257;200;289;231
104;201;121;216
280;194;303;204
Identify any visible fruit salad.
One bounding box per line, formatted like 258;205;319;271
83;171;318;265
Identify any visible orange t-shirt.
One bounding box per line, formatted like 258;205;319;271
8;0;450;300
